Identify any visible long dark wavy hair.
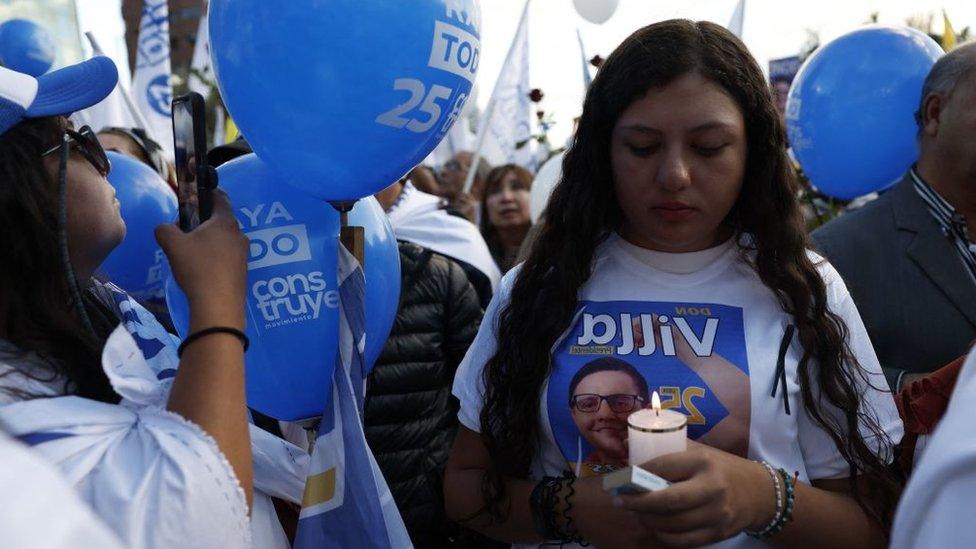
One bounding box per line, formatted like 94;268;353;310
0;116;119;403
478;19;900;528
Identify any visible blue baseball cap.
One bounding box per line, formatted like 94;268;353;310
0;55;118;136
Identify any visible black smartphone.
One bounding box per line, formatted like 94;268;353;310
172;92;215;232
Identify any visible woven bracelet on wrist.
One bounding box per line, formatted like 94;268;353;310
177;326;249;358
745;461;785;539
530;476;563;541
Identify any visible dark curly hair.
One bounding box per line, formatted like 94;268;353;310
477;19;899;529
0;116;119;403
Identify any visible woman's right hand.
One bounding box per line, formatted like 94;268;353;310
155;189;249;330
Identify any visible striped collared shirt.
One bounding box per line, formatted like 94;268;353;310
910;167;976;284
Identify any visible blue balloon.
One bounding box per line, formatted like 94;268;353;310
348;198;401;370
786;26;943;200
101;152;177;308
209;0;482;200
166;154;401;420
0;19;56;76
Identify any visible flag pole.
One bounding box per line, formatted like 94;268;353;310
577;28;593;90
462;0;531;194
84;32;157;140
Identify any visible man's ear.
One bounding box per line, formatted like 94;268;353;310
921;92;946;137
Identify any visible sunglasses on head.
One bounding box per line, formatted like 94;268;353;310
42;125;111;176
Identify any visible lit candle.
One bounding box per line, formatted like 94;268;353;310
628;391;688;467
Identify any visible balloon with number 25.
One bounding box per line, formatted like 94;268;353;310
209;0;482;201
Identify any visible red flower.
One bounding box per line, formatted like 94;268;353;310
589;55;604;68
529;88;544;103
536;110;545;120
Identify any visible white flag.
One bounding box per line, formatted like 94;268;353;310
474;0;535;172
74;33;140;132
727;0;746;39
188;6;214;99
131;0;174;158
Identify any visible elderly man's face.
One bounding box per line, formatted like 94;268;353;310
438;152;473;197
931;71;976;178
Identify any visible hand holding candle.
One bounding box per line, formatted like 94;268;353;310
628;391;688;467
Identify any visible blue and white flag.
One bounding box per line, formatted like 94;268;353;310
131;0;174;158
473;0;535;172
294;245;412;548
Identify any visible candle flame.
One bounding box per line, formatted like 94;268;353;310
652;391;661;413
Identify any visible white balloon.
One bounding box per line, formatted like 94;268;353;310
530;152;565;223
572;0;620;25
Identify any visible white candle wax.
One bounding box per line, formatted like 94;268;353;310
628;406;687;468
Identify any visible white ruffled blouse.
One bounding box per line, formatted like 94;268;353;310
0;285;309;548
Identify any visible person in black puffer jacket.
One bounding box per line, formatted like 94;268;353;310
365;240;492;548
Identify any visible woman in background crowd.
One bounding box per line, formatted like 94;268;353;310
97;126;177;193
479;164;534;273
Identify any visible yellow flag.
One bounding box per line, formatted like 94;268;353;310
225;116;240;143
943;10;957;51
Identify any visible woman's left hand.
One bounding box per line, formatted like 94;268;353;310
616;440;777;548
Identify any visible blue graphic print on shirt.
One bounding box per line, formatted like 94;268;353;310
547;300;750;472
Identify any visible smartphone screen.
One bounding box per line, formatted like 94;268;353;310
173;97;201;232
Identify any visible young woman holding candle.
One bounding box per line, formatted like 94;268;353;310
444;19;902;548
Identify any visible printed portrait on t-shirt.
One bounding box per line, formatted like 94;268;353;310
548;300;751;477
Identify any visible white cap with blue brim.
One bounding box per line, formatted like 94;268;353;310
0;56;118;135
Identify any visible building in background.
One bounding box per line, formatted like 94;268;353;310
123;0;201;84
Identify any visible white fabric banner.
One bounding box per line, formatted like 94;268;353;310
188;6;214;99
475;1;536;171
73;33;139;132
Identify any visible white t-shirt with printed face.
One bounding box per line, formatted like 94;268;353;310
453;234;903;549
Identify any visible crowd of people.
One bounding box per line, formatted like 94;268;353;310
0;15;974;549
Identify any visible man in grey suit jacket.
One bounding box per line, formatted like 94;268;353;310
812;43;976;392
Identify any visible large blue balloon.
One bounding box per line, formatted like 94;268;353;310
209;0;482;200
786;26;942;200
0;19;56;76
101;152;177;308
348;198;400;370
166;154;401;420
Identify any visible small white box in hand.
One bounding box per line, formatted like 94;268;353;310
602;465;671;496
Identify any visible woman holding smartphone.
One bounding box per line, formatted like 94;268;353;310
445;20;902;548
0;58;302;548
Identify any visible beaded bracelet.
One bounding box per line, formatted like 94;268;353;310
745;461;784;538
769;468;796;535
